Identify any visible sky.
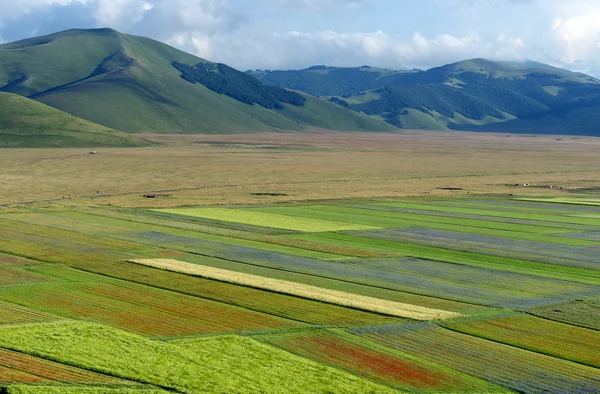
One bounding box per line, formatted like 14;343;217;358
1;0;600;75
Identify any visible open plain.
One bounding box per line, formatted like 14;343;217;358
1;131;600;393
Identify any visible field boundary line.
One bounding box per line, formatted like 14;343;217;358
435;324;600;369
128;259;461;321
522;311;600;333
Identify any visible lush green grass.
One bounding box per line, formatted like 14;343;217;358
3;387;169;394
154;208;379;232
0;93;149;148
251;205;597;245
0;322;394;393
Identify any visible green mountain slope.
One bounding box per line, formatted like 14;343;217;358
0;92;150;147
317;59;600;134
248;65;419;97
0;29;394;134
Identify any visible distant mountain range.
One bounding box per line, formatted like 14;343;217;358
1;28;600;148
249;59;600;135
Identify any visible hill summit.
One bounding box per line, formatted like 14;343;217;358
0;28;393;137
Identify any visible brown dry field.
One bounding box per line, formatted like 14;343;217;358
1;130;599;208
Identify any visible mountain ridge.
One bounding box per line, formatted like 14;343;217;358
251;58;600;134
0;28;394;137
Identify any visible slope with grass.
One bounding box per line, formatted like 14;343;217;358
256;58;600;134
0;28;394;135
0;322;394;393
0;93;148;147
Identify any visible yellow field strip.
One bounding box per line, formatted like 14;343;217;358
128;259;461;321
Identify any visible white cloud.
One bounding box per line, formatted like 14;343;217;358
1;0;600;75
276;0;371;12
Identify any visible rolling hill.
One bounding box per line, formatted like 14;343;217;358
252;59;600;135
247;65;419;97
0;28;394;135
0;92;150;147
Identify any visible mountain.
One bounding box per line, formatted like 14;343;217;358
248;65;419;97
268;59;600;134
0;92;150;147
0;28;394;135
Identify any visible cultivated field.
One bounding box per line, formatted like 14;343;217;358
1;132;600;392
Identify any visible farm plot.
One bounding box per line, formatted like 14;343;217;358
154;207;379;232
353;322;600;393
0;301;61;325
259;330;505;392
0;219;158;270
352;228;600;268
441;313;600;368
527;299;600;330
440;199;600;214
0;253;41;266
342;256;600;308
84;257;410;325
0;267;49;286
0;265;302;337
4;211;347;261
4;387;170;394
375;201;600;226
129;259;459;320
0;348;125;384
253;204;592;242
291;232;600;285
0;322;395;394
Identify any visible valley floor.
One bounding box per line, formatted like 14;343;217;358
1;131;600;207
1;131;600;393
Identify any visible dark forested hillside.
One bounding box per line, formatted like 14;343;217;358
260;59;600;134
248;66;418;97
174;62;306;109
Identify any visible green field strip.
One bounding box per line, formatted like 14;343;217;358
353;322;600;393
257;329;506;392
347;205;600;237
376;201;600;226
71;209;384;258
518;197;600;207
153;207;379;232
438;200;600;215
526;299;600;331
0;265;304;337
282;204;597;246
0;300;64;326
350;229;600;271
0;347;137;386
441;313;600;368
339;204;595;233
37;211;350;260
0;253;42;267
0;322;396;393
2;386;171;394
289;232;600;285
339;205;600;245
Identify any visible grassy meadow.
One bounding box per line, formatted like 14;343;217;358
1;132;600;392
